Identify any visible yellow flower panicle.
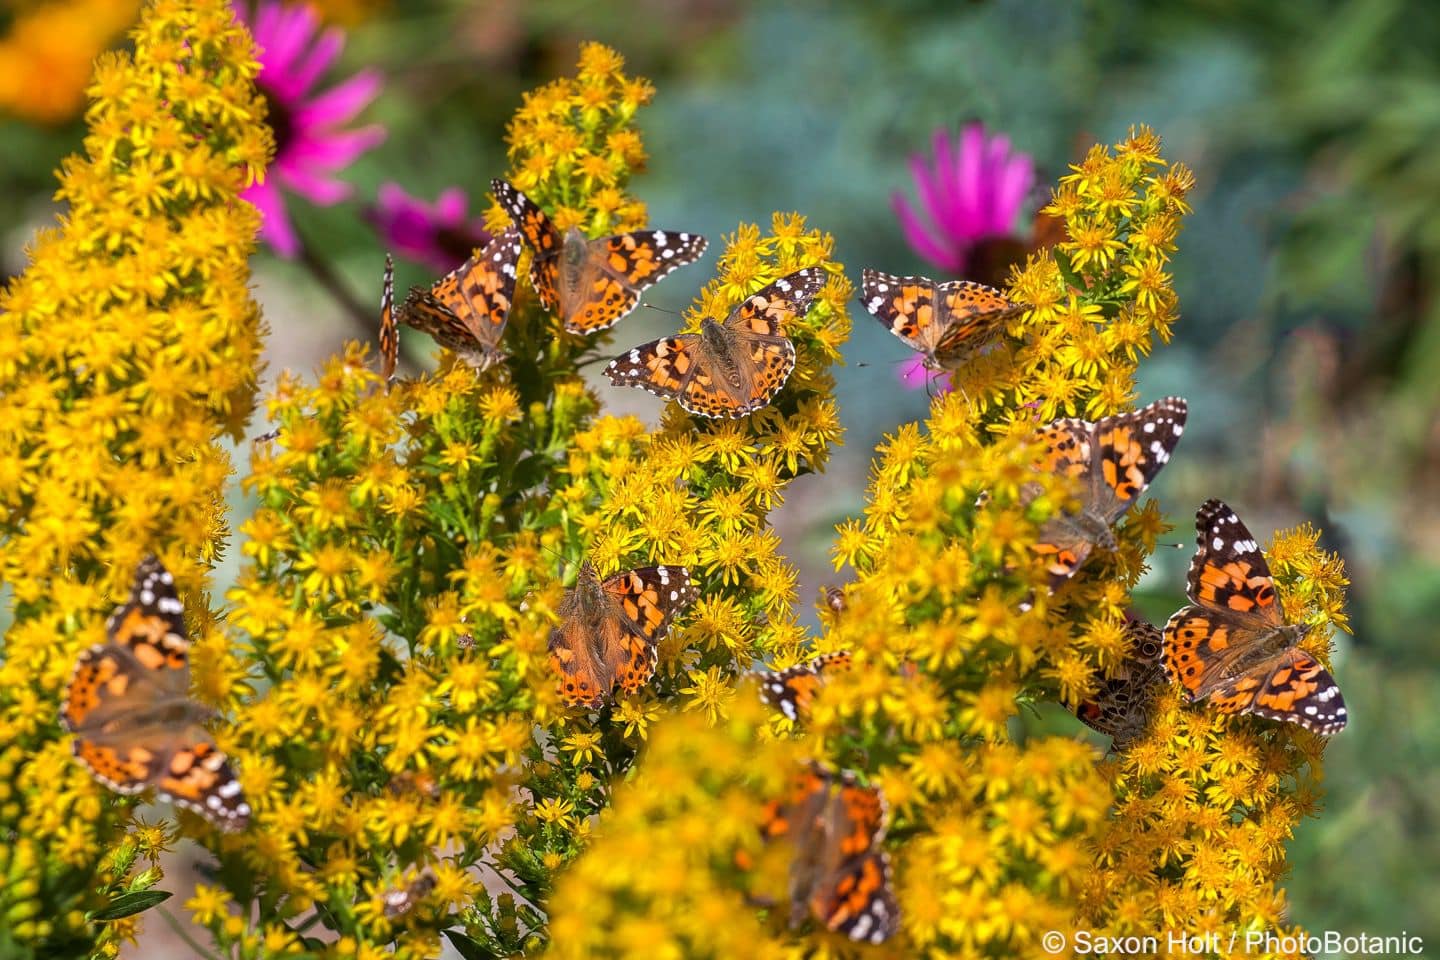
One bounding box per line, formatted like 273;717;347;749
544;691;803;960
785;129;1336;956
0;0;141;124
500;41;654;233
0;0;268;955
965;124;1196;423
214;44;723;958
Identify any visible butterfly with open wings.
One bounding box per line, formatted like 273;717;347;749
61;557;250;830
605;268;827;419
1163;499;1347;735
1026;396;1187;591
859;268;1025;373
549;560;696;709
757;762;899;944
491;178;707;334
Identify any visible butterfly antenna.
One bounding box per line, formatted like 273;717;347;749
640;301;684;317
536;541;579;579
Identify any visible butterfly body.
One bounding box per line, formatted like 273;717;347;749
1028;397;1187;589
759;764;898;943
548;560;695;709
61;557;250;830
492;178;706;334
605;268;825;418
860;269;1023;372
1162;499;1347;735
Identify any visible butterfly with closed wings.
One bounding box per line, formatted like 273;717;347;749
1074;617;1167;750
378;225;523;378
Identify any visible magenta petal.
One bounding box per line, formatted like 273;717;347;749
954;123;989;239
277;166;353;205
376;181;411;214
992;155;1036;235
293;70;383;129
927;128;963;237
262;5;321;82
977;136;1015;233
907;152;949;239
287;125;387;171
898;355;929;389
892;192;964;273
435;187;468;223
277;25;344;101
244;179;299;258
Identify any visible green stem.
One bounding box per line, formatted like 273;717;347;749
155;906;226;960
294;232;379;344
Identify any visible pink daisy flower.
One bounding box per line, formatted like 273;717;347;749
366;183;492;274
238;0;386;257
892;121;1036;276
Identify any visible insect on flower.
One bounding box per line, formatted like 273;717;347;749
860;268;1025;375
1027;396;1187;590
757;762;899;943
605;268;826;419
61;557;250;831
379;225;523;376
1163;500;1348;735
492;178;707;334
549;560;696;709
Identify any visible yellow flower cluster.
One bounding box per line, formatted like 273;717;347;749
545;691;803;960
497;40;654;238
965;125;1197;421
7;9;1353;956
0;0;269;955
0;0;140;124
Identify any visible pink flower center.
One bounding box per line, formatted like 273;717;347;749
259;87;294;156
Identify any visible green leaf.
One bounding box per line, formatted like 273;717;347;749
87;889;172;922
445;929;500;960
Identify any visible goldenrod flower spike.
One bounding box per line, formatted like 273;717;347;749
0;0;268;955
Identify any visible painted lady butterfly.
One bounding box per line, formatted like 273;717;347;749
1074;617;1166;749
758;762;899;943
60;557;250;830
758;651;852;723
379;226;523;377
549;560;695;709
604;268;826;419
1163;499;1348;735
491;178;707;334
859;269;1024;372
1028;396;1187;590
